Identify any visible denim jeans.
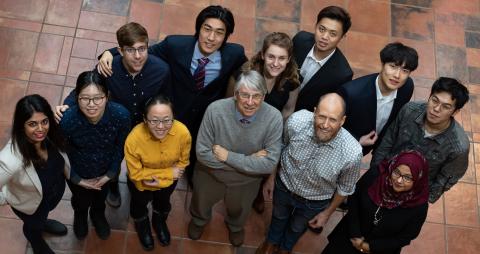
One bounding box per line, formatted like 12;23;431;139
267;176;329;251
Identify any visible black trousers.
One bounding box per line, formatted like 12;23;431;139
12;200;55;254
127;179;177;219
67;180;109;215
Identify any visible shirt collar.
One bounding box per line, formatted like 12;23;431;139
306;46;336;67
235;108;257;123
193;41;221;64
143;121;177;141
375;75;398;101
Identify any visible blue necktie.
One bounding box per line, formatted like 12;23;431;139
193;57;210;90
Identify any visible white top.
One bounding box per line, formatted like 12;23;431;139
375;75;397;133
299;47;336;90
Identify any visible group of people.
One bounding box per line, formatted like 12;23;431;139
0;4;471;254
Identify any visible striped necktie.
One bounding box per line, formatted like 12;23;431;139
193;57;210;90
240;118;251;124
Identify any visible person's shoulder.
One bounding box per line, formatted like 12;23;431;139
107;102;130;120
146;54;170;69
342;73;377;90
172;120;191;137
162;35;195;46
339;128;363;154
0;140;23;169
451;120;470;152
60;105;80;125
289;109;313;124
260;102;283;121
293;31;313;42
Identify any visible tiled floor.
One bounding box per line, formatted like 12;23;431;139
0;0;479;253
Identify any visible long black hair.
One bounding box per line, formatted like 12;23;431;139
11;94;65;167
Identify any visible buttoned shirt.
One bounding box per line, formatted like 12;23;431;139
190;42;222;87
65;54;170;126
371;102;470;203
279;110;363;200
375;75;397;133
299;47;335;89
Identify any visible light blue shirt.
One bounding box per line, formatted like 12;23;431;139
235;108;257;124
190;42;222;87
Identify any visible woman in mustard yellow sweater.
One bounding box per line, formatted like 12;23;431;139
124;94;191;250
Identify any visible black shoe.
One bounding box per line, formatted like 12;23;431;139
89;210;110;240
44;219;68;236
152;211;171;246
134;216;154;251
106;181;121;208
73;211;88;239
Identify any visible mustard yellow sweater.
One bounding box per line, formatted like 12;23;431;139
124;121;191;191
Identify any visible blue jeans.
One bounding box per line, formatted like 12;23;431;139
267;176;329;251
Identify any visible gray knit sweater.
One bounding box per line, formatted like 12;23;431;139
196;98;283;186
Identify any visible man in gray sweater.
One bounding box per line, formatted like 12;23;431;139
189;70;283;247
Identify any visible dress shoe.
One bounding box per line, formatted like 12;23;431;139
228;228;245;247
73;211;88;239
89;210;111;240
134;216;154;251
44;219;68;236
106;181;121;208
255;241;278;254
152;211;170;246
187;220;204;240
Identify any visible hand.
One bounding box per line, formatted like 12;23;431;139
359;131;378;146
92;175;110;189
360;241;370;253
142;176;160;187
212;144;228;162
308;210;331;230
263;173;275;201
97;50;114;77
350;237;365;250
252;149;268;157
78;178;101;190
172;167;185;180
54;105;69;123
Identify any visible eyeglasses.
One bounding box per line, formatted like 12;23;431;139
123;46;147;55
26;118;49;129
428;96;455;112
391;168;414;183
236;92;264;101
146;118;174;126
78;96;106;105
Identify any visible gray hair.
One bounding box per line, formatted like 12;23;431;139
234;70;267;95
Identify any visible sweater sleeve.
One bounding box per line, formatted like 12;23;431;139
196;105;226;169
369;205;428;252
225;112;283;175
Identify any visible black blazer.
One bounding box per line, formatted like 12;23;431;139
338;73;414;155
148;35;247;134
293;31;353;112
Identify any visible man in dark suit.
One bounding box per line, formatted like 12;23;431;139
98;6;247;187
338;42;419;155
293;6;353;112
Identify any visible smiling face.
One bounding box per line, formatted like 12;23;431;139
313;18;344;58
145;103;174;140
426;91;457;127
77;84;107;124
390;164;414;192
197;18;226;56
262;44;290;78
235;86;265;118
24;112;50;145
119;41;148;75
313;94;346;143
378;62;411;95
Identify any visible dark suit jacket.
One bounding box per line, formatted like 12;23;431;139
148;35;247;135
293;31;353;112
338;73;414;155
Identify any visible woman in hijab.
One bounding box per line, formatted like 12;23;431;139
322;150;429;254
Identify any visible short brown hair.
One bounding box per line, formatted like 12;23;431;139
116;22;148;48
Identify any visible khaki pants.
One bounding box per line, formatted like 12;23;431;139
189;168;261;232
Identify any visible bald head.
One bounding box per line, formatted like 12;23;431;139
313;93;346;142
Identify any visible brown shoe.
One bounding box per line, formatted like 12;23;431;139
187;220;204;240
228;228;245;247
255;241;278;254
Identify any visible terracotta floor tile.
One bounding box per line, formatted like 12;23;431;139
75;29;117;43
391;4;434;41
0;69;31;80
413;86;430;101
466;32;480;49
228;16;255;56
57;37;74;75
78;11;127;34
82;0;130;16
447;226;480;254
30;72;65;85
255;19;299;53
67;57;96;77
435;44;468;81
61;86;74;104
0;79;28;120
392;37;436;79
344;31;388;72
466;15;480;32
6;29;39;70
433;0;480;15
32;33;64;73
163;0;211;8
0;17;42;32
0;0;48;22
42;24;76;37
158;4;203;40
211;0;257;18
0;217;28;254
84;230;126;254
402;222;446;254
426;197;445;223
45;224;85;252
183;239;235;254
444;182;479;227
435;23;465;48
460;143;476;184
256;0;300;23
96;41;117;59
71;38;98;60
184;201;230;244
129;0;163;41
0;121;12;148
391;0;432;8
26;82;64;107
469;66;480;84
45;0;82;27
349;0;390;36
126;232;182;253
300;0;345;31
